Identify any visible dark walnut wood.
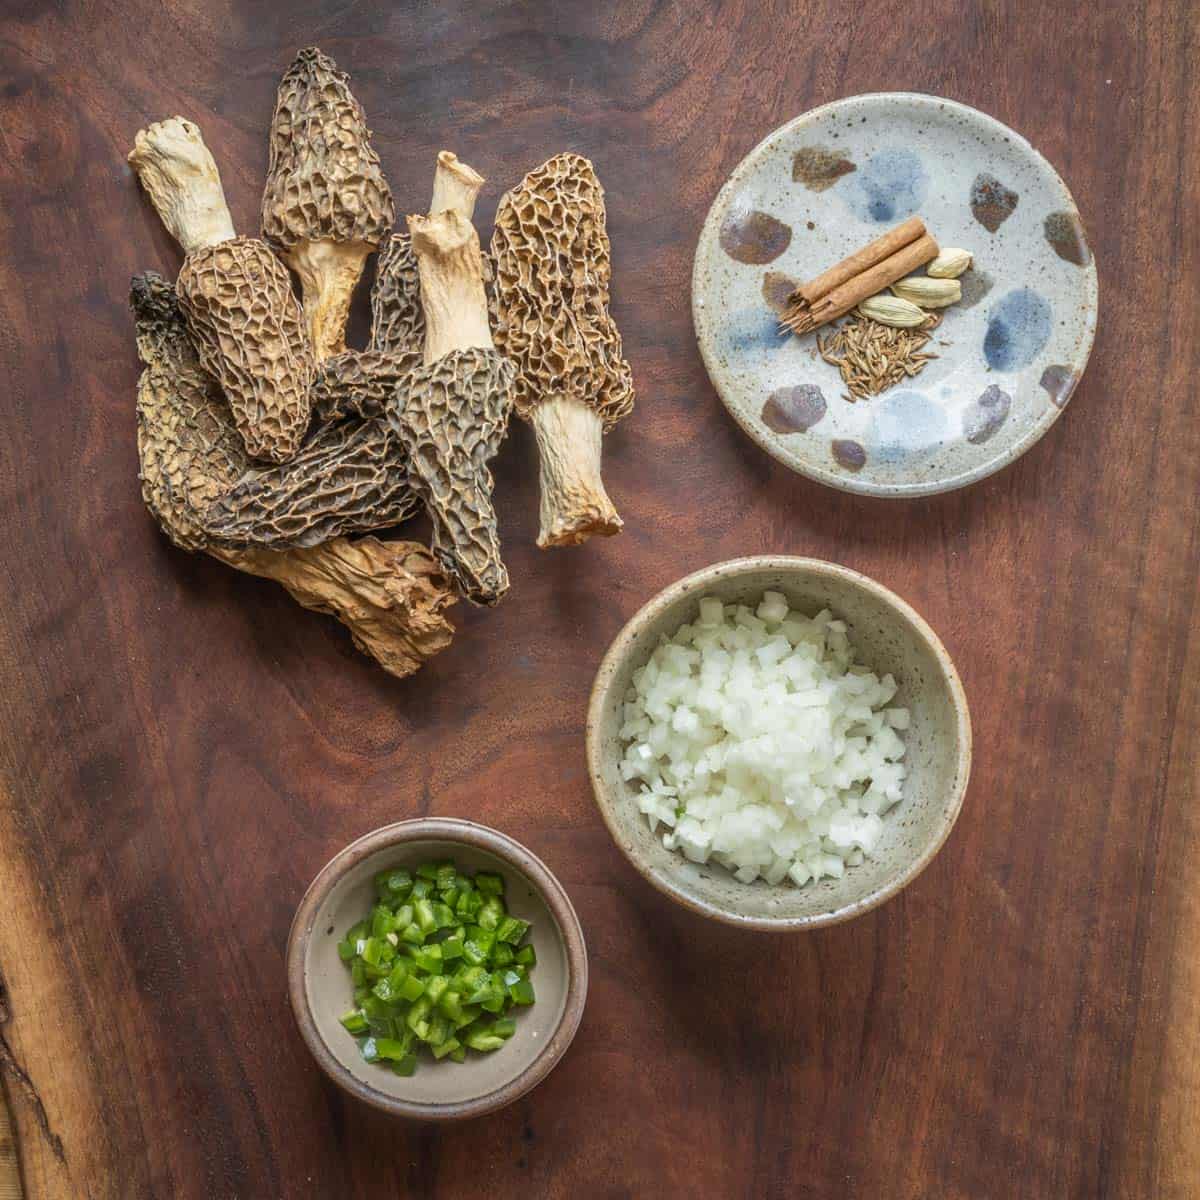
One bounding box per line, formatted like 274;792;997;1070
0;2;1197;1197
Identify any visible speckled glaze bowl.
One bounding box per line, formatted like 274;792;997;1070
587;558;971;929
287;819;587;1120
693;93;1098;496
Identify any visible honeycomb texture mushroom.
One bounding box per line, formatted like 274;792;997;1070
203;414;419;550
261;47;394;360
387;153;515;605
130;271;454;678
490;153;634;547
369;233;425;358
129;117;315;463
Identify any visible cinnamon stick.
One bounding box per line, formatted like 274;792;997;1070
782;232;939;335
793;216;925;308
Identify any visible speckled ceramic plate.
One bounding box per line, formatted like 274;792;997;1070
693;93;1098;496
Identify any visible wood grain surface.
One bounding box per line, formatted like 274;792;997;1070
0;2;1196;1197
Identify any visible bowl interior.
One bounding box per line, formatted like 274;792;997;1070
589;561;969;927
301;837;571;1108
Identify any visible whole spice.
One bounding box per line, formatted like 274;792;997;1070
129;117;315;463
781;219;939;335
926;247;973;279
131;270;454;678
856;294;927;328
491;153;635;548
818;312;941;401
890;276;962;308
261;47;395;360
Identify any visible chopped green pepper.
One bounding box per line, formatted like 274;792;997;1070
340;1009;368;1034
474;872;504;896
338;858;536;1075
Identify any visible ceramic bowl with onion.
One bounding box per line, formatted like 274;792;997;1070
287;818;587;1120
587;556;971;930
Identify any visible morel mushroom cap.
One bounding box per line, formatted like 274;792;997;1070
131;271;245;551
390;345;515;604
204;414;418;550
311;348;421;424
261;47;395;360
130;117;315;463
491;152;634;548
369;232;425;359
130;271;453;678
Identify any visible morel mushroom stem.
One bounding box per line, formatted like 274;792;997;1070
128;118;236;254
286;238;374;363
409;209;494;364
530;397;622;545
430;151;484;221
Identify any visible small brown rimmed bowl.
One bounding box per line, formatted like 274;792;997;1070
287;818;587;1120
587;556;971;930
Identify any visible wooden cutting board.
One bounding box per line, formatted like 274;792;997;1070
1;2;1197;1197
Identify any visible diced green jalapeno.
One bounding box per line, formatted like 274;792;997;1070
477;898;504;931
339;859;535;1074
509;979;535;1006
496;916;530;945
465;1030;505;1052
462;940;489;967
340;1010;368;1034
397;974;425;1003
423;975;449;1006
412;945;442;973
371;905;396;938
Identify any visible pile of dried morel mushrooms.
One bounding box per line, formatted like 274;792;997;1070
129;47;634;679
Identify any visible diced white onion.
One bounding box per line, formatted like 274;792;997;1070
619;593;908;887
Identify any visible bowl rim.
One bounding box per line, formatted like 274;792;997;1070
286;817;588;1120
586;555;972;931
692;90;1099;498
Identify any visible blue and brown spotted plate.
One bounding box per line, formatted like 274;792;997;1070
693;93;1097;497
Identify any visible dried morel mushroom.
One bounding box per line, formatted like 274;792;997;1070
261;47;394;361
228;538;455;678
491;153;635;547
388;153;515;605
132;271;246;552
131;271;453;678
369;233;425;358
312;349;421;424
129;117;315;463
203;414;418;550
